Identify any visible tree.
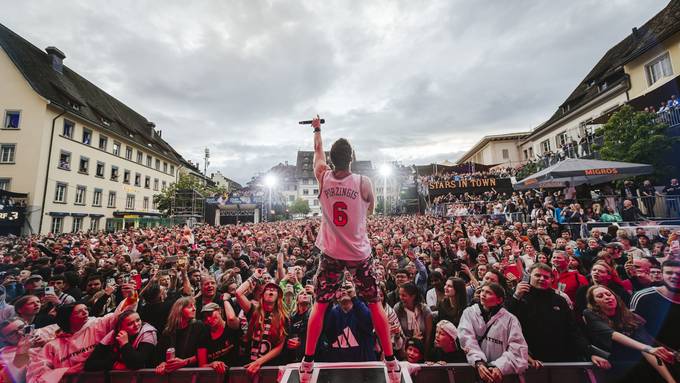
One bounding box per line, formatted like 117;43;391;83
289;198;310;215
597;105;677;181
153;173;226;215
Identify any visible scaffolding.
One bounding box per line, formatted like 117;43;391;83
170;189;205;227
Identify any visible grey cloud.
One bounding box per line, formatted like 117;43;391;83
0;0;669;184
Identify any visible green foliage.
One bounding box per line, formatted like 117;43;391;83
289;198;311;215
153;173;226;215
597;105;676;181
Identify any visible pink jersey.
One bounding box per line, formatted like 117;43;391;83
315;170;372;261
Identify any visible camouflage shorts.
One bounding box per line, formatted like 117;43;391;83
313;253;379;303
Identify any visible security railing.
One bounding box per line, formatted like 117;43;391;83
60;362;602;383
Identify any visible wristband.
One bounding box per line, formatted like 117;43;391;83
313;128;320;133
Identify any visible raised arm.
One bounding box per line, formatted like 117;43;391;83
312;116;329;184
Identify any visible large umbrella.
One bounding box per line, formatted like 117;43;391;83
513;158;653;190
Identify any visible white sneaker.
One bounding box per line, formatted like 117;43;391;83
299;359;314;383
385;359;402;383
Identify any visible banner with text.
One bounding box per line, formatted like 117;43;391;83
427;177;514;196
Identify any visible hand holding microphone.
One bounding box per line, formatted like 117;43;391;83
299;115;324;132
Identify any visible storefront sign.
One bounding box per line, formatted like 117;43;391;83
428;177;513;196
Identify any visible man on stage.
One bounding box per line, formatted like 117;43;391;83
299;116;401;383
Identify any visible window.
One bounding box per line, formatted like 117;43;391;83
82;129;92;145
523;149;528;160
90;217;100;231
110;166;119;181
557;132;568;147
93;189;102;206
123;170;131;184
107;191;116;208
313;200;319;206
3;111;20;129
540;139;551;153
170;165;175;176
303;189;309;196
51;217;63;234
126;194;135;210
163;162;168;173
0;178;10;190
153;178;159;191
144;176;150;189
62;120;74;138
143;197;149;210
75;186;86;205
0;144;16;163
125;146;133;160
313;189;319;194
155;159;160;170
528;147;534;158
134;173;141;187
101;117;110;126
161;181;166;189
99;135;108;150
95;161;105;177
112;142;121;156
146;155;152;167
78;157;89;174
136;151;143;163
646;52;673;86
502;149;509;160
72;217;83;233
54;182;67;202
58;151;71;170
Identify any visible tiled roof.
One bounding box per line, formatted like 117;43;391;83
525;0;680;140
0;22;180;162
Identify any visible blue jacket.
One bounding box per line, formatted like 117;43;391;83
321;298;376;362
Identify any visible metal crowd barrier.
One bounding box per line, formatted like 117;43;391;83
61;363;602;383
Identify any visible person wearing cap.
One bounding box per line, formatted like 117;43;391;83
458;283;528;382
431;320;466;363
234;268;288;378
201;302;240;373
404;338;425;363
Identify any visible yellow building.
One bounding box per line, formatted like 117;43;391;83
0;23;187;234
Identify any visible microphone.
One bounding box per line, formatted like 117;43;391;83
299;119;325;125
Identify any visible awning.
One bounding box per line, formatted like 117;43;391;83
514;158;653;190
88;214;105;218
112;211;163;218
0;189;28;198
70;213;88;217
47;212;69;217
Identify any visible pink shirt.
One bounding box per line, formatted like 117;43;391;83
315;170;372;261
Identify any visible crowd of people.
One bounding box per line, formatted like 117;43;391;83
0;212;678;382
428;178;680;223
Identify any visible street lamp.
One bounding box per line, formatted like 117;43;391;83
264;174;277;221
379;164;392;215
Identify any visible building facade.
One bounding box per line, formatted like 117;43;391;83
0;23;184;234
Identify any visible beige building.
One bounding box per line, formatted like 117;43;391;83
456;133;529;167
0;23;185;234
458;1;680;169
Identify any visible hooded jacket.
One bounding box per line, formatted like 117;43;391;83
458;304;528;376
26;301;135;383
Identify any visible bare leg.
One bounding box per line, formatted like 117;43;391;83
368;302;394;357
304;301;329;357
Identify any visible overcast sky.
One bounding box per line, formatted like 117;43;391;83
1;0;669;184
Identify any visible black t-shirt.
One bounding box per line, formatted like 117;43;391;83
631;287;680;350
245;305;289;366
156;320;209;364
205;325;241;365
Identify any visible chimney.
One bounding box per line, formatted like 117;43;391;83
146;122;156;136
632;27;639;38
45;46;66;73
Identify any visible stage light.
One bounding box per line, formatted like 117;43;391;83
264;174;277;188
379;164;392;177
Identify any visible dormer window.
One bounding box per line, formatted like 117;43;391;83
68;100;80;111
598;82;608;92
101;117;110;126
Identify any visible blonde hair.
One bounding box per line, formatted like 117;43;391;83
247;288;288;345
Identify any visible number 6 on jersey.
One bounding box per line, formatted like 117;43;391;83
332;201;349;226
